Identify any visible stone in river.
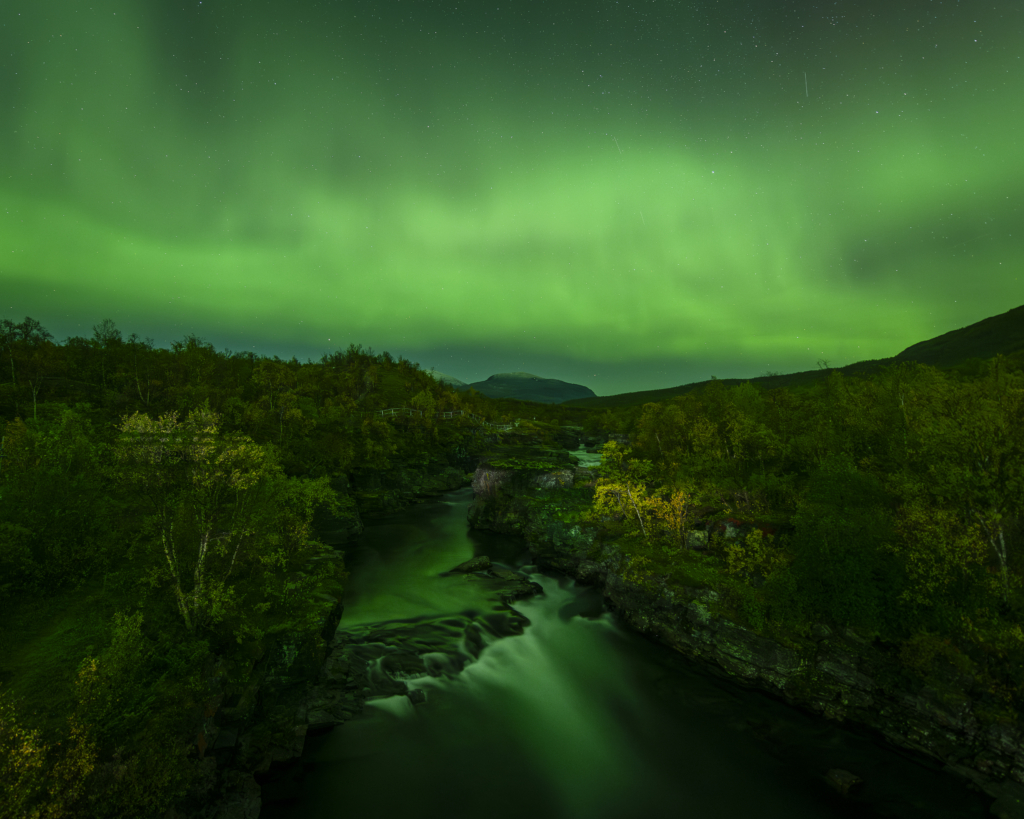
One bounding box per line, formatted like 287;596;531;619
449;555;492;573
825;769;864;796
498;579;543;605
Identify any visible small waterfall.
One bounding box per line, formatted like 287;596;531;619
401;575;665;819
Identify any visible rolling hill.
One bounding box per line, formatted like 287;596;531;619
458;372;597;404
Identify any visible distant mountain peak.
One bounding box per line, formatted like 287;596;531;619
488;371;541;380
464;372;596;404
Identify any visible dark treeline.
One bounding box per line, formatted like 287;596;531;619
0;316;574;819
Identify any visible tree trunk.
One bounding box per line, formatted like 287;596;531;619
972;507;1010;603
625;484;647;539
7;349;17;415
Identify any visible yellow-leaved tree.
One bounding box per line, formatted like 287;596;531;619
0;685;96;819
587;441;721;552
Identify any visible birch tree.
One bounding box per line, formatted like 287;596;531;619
112;407;339;634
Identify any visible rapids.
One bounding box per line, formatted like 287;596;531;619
260;485;989;818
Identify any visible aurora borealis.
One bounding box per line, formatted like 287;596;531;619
2;1;1021;396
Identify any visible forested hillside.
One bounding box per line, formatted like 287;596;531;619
568;355;1024;717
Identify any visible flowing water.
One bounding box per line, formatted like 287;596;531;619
262;478;990;819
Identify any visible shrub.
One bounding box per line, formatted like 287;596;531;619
765;453;907;638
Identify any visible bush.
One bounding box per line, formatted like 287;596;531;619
765;453;907;638
70;613;207;818
0;408;126;591
73;612;157;751
0;685;97;819
724;528;787;580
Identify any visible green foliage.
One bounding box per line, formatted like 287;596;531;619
488;456;563;471
738;593;769;633
768;453;905;637
585;443;658;541
0;684;97;819
4;314;1024;807
724;528;787;580
113;408;277;632
0;407;125;592
70;626;203;819
72;613;157;750
0;684;54;819
621;554;656;587
569;352;1024;711
885;499;991;631
898;631;976;679
112;408;346;642
0;522;35;597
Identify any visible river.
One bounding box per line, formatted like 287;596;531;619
260;478;990;819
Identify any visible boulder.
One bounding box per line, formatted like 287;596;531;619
712;623;805;681
712;517;746;541
472;467;514;497
449;555;492;573
471;567;541;604
530;469;574;490
498;578;544;605
816;651;875;691
988;780;1024;819
825;768;864;796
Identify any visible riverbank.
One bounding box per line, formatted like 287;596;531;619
466;452;1024;819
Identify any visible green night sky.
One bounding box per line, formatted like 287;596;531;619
2;0;1021;395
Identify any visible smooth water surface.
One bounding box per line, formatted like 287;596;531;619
263;486;990;819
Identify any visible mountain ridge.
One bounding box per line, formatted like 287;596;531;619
562;302;1024;408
